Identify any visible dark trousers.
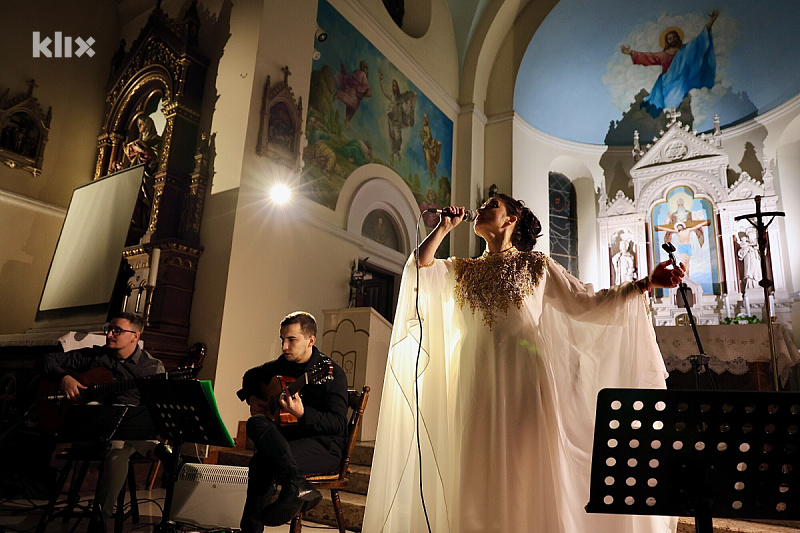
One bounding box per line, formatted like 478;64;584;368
240;415;341;533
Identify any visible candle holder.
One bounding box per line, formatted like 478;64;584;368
144;247;161;324
143;283;156;324
134;280;146;314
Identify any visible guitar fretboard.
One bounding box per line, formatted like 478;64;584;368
86;370;179;400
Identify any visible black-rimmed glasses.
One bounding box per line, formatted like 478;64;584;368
103;325;138;336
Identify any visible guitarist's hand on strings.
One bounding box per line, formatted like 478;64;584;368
60;374;87;400
280;390;305;419
248;395;270;417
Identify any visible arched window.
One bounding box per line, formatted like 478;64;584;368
382;0;430;38
549;171;579;276
361;209;401;252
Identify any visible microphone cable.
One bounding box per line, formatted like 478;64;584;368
412;211;433;533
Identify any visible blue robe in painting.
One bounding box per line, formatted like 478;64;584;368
642;28;716;117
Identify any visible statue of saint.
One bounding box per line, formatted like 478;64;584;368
611;233;636;285
737;229;759;291
124;115;161;178
124;115;162;235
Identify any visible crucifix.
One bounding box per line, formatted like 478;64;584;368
734;195;785;390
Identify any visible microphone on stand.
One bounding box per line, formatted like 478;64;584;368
662;242;679;268
426;208;478;221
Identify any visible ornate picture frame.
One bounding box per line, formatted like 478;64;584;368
256;66;304;171
0;80;51;177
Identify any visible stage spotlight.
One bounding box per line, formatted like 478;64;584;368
270;184;291;205
315;26;327;42
312;48;321;61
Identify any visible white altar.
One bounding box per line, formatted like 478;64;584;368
597;111;796;327
655;323;800;389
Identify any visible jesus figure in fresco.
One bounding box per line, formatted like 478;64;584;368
620;9;719;117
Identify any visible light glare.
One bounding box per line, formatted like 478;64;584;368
270;184;291;204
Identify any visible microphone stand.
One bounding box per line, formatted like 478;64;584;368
662;243;715;391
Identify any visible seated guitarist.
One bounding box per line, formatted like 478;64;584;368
38;312;164;533
236;311;348;532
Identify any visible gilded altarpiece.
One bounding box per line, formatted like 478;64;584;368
96;4;209;366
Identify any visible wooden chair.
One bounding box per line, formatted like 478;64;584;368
290;386;370;533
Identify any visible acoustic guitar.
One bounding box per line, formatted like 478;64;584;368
34;365;198;432
258;359;334;425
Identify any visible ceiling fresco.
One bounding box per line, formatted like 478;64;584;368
514;0;800;146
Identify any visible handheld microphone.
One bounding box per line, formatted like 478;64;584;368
662;242;679;268
426;208;477;221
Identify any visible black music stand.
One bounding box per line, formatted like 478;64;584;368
587;388;800;533
36;405;130;533
114;405;159;441
54;404;130;445
137;379;234;533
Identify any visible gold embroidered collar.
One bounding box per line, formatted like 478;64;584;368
453;248;546;329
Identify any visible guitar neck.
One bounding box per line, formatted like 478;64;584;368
267;375;311;411
286;374;310;396
89;377;136;398
87;371;169;399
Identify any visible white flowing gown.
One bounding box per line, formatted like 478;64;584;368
363;249;678;533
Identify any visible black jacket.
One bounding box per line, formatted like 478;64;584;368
39;345;165;406
237;346;348;455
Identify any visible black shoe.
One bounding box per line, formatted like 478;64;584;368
86;507;107;533
260;477;322;526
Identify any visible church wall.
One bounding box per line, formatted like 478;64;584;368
512;115;606;285
481;0;558;118
211;164;356;434
341;0;459;101
573;175;599;283
187;0;464;432
769;105;800;298
0;195;64;334
485;113;514;202
190;0;321;431
176;0;267;395
0;0;119;204
0;1;119;333
454;105;487;258
774;141;800;295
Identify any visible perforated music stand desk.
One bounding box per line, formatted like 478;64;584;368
587;388;800;533
137;379;234;533
37;405;131;533
54;404;129;444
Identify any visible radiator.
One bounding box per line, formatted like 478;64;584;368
170;463;249;529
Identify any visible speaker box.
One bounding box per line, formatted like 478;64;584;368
170;463;248;528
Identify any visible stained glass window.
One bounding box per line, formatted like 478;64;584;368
549;172;579;276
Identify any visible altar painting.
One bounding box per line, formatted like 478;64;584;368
652;187;719;295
